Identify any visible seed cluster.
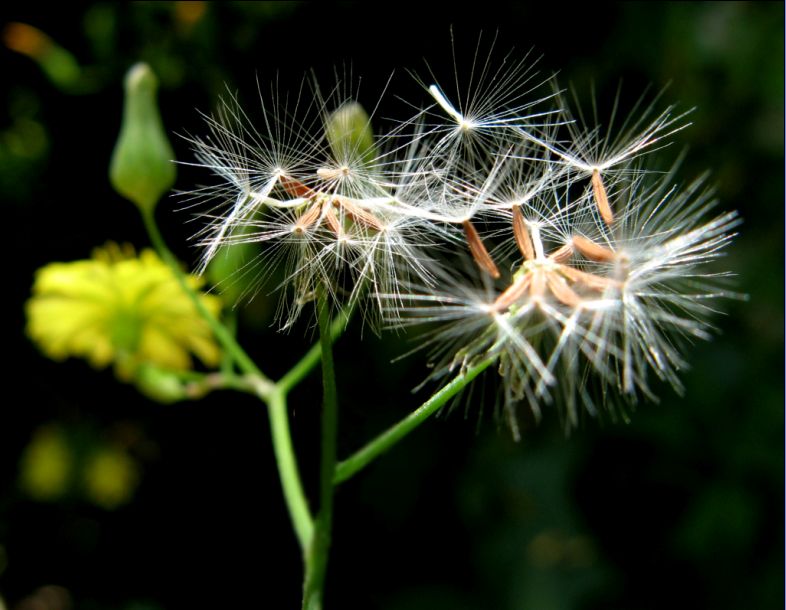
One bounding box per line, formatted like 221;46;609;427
184;47;738;430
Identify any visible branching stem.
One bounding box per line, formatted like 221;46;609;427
142;209;274;395
333;356;496;484
144;208;497;608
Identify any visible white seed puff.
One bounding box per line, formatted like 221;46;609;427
182;43;739;430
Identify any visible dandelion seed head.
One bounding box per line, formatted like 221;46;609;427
181;38;739;430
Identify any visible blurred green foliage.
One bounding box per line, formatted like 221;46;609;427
4;2;782;609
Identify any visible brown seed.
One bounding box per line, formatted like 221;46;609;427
323;206;344;237
559;265;620;291
279;174;315;199
572;234;616;262
293;202;322;233
548;243;574;264
316;166;351;181
591;169;614;225
463;220;500;279
529;268;545;300
512;206;535;260
547;274;582;307
492;274;532;312
335;196;385;232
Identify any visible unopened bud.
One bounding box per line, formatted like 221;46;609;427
134;363;187;404
110;63;176;214
325;102;376;165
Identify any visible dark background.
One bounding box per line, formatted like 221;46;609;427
3;3;783;609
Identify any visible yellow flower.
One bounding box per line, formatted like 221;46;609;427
26;243;221;380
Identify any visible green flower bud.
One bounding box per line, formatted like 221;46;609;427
109;63;176;214
134;363;188;404
325;101;377;165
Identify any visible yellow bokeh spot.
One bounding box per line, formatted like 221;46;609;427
19;426;73;501
82;447;140;510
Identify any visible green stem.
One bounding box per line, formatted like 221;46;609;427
268;388;315;552
141;208;314;549
219;310;237;376
182;371;268;400
302;290;339;610
141;209;274;395
277;306;350;396
333;357;496;485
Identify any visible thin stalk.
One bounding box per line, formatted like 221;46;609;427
268;388;315;552
142;208;313;549
219;310;237;376
302;290;339;610
278;306;351;396
333;357;497;485
183;371;269;399
142;209;274;395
